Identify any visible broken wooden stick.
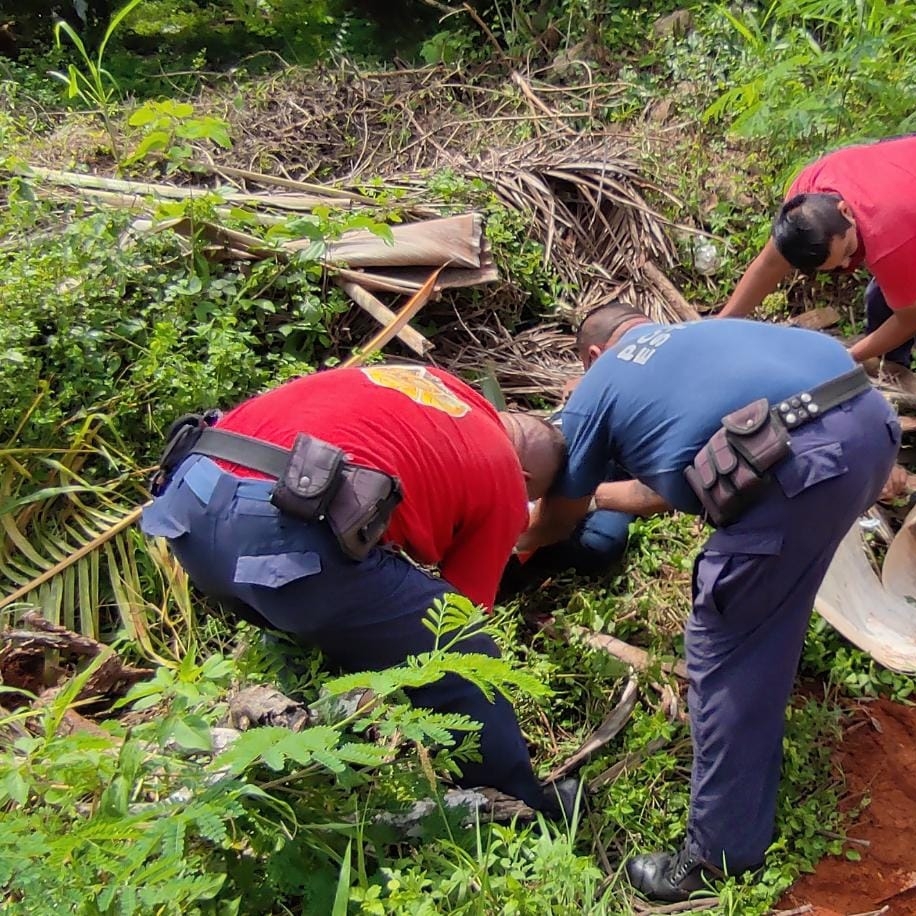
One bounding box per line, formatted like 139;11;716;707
588;734;669;791
336;278;432;357
631;895;720;914
570;625;688;679
769;906;814;916
341;267;443;368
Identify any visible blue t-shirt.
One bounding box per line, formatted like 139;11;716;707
554;319;856;513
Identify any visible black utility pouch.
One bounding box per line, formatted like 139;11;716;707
327;465;403;561
270;433;346;521
684;399;791;527
722;398;791;474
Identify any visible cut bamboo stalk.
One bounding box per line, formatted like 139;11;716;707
202;163;375;202
25;165;359;211
337;278;432;357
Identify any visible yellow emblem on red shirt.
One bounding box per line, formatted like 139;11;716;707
362;366;470;417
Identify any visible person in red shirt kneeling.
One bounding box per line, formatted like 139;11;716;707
141;365;572;814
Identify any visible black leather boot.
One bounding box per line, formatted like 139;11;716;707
539;777;582;821
625;844;724;902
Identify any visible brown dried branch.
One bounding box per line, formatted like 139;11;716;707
546;676;639;780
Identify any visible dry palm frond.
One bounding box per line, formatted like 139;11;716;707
816;520;916;673
0;412;194;663
442;322;578;404
23;65;698;427
0;420;146;635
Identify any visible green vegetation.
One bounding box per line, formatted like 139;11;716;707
1;0;914;913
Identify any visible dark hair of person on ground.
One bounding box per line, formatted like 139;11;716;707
499;412;567;500
575;301;647;366
772;192;853;272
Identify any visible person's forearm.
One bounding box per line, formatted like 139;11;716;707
594;480;670;517
848;307;916;363
718;240;792;318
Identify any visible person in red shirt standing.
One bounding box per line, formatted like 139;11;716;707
141;365;570;813
718;135;916;366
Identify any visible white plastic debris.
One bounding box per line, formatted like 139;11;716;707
692;238;721;276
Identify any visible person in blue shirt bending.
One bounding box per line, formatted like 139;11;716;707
518;302;900;902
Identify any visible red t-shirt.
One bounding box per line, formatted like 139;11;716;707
215;366;528;610
787;136;916;310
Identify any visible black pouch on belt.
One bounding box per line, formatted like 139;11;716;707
327;465;402;561
270;432;346;521
684;398;791;527
269;433;402;561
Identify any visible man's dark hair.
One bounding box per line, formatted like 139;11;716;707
575;301;646;355
772;192;852;271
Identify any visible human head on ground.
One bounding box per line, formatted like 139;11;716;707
773;192;858;273
499;412;566;499
575;301;651;369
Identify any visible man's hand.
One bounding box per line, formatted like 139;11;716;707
879;463;915;504
848;305;916;363
718;240;792;319
516;495;592;554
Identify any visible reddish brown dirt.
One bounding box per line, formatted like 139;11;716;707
780;698;916;916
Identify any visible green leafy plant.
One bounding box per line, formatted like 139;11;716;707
703;0;916;168
49;0;146;161
125;99;232;170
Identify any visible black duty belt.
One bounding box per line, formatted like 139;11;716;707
189;427;290;478
152;415;402;561
773;366;871;430
685;365;874;528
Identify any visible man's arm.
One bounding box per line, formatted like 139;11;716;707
594;479;670;516
515;495;593;554
718;240;793;318
848;304;916;363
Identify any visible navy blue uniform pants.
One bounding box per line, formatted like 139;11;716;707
685;388;900;872
499;507;632;599
865;278;914;367
141;456;546;809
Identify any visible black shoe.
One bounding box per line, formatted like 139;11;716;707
625;844;724;902
539;777;583;821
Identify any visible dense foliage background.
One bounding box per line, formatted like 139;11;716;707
1;1;914;913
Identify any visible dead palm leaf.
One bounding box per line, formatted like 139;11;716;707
0;413;191;662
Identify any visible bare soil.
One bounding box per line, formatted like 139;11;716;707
781;698;916;916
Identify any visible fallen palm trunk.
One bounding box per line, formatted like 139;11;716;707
22;166;498;358
0;611;152;703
